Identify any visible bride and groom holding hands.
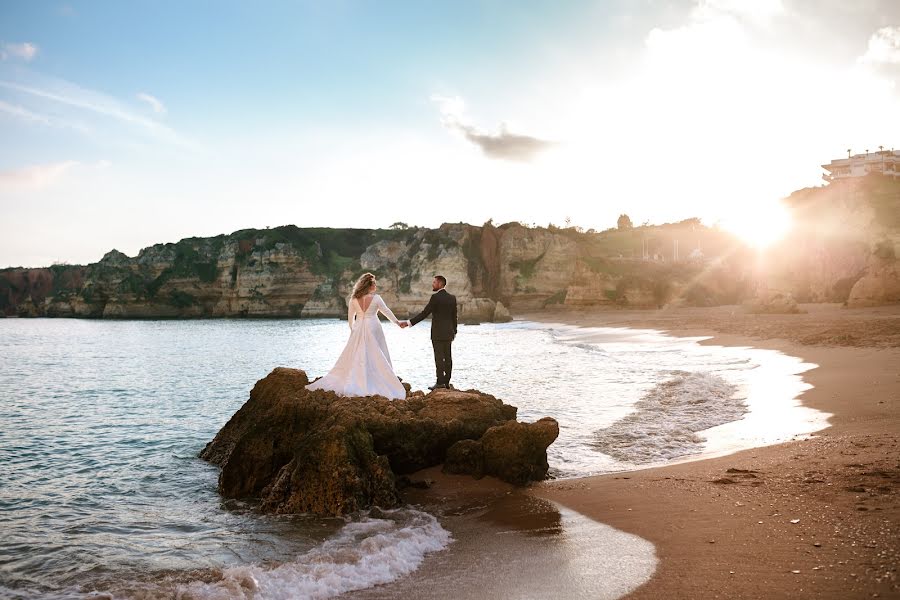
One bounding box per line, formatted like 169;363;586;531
307;272;457;400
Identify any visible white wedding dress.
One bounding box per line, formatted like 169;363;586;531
306;293;406;400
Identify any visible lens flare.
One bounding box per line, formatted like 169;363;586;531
722;200;793;249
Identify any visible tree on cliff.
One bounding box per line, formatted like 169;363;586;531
390;222;409;230
617;214;633;230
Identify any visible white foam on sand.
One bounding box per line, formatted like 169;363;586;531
347;501;659;600
176;508;451;600
593;370;742;464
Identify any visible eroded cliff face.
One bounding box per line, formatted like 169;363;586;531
0;225;511;321
759;177;900;306
495;224;579;310
4;181;899;321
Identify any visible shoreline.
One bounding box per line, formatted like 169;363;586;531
522;305;899;599
378;304;900;599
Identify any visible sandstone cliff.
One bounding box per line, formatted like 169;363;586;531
764;176;900;306
4;178;899;319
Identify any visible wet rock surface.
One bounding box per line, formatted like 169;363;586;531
200;367;558;516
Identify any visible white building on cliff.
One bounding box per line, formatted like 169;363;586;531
822;147;900;182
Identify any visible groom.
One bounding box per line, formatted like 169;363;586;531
404;275;458;390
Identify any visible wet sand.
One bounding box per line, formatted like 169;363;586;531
527;304;900;599
381;304;899;599
350;470;657;599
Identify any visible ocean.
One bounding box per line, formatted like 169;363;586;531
0;317;829;599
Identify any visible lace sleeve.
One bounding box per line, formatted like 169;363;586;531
375;295;401;326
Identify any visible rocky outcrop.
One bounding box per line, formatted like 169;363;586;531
444;417;559;484
457;297;512;324
199;367;558;516
496;225;579;310
847;245;900;307
769;177;900;303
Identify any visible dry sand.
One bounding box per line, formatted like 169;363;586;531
524;303;900;599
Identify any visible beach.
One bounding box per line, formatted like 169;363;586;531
529;304;900;599
1;306;897;599
392;304;900;599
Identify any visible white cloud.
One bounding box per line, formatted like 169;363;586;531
0;161;78;191
694;0;785;20
859;26;900;65
0;75;194;148
431;94;553;162
0;99;51;124
136;92;167;115
431;94;467;124
1;42;39;62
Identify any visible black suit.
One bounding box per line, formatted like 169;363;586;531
409;288;458;386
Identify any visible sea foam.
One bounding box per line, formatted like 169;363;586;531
175;508;451;600
593;370;742;464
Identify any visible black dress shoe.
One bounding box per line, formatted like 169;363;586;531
428;384;441;390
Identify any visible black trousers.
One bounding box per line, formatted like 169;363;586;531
432;339;453;385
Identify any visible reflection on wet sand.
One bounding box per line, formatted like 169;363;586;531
349;469;657;600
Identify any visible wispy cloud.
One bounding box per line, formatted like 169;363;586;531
136;92;166;115
694;0;784;21
432;94;553;162
0;99;51;124
859;26;900;65
0;161;79;191
0;75;194;148
1;42;39;62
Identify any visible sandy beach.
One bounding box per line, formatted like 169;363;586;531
390;304;900;599
527;304;900;599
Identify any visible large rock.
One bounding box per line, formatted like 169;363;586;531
199;368;557;516
444;417;559;484
847;250;900;307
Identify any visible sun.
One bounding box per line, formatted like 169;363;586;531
721;200;793;249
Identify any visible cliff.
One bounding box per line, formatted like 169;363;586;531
1;220;742;319
761;176;900;307
0;225;514;321
3;178;899;320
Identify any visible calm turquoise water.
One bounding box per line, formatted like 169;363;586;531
0;317;827;598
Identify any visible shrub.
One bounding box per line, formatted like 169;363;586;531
510;252;545;279
169;290;196;308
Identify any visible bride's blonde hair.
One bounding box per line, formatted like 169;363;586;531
350;272;376;300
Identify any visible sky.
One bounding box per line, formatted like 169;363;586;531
2;0;900;267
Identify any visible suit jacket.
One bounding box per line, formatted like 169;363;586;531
409;288;457;341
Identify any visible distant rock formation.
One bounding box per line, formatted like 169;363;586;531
4;178;899;319
199;367;558;516
847;246;900;307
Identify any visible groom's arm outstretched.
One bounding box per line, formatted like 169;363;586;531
409;295;435;328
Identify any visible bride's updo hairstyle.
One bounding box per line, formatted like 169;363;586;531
351;272;376;300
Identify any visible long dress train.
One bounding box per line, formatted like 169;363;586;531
306;293;406;400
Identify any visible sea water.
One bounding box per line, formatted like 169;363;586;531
0;318;828;598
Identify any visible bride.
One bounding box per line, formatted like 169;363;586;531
306;272;407;400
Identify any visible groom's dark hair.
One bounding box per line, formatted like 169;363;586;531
434;275;447;288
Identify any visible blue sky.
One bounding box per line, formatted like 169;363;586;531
2;0;900;266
